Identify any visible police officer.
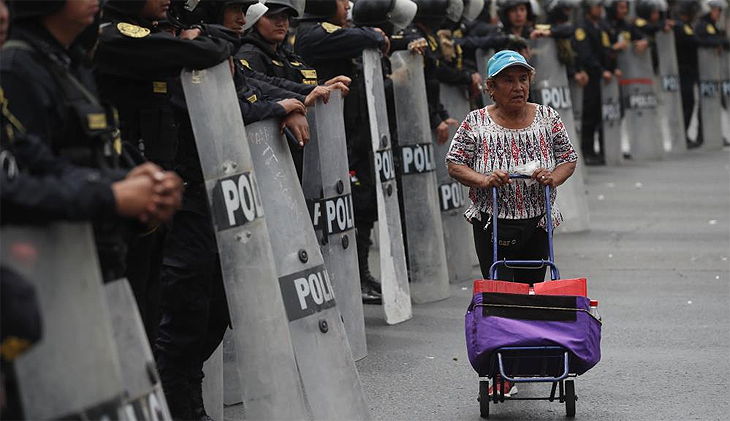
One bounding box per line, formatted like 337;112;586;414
632;0;674;72
604;0;649;71
436;0;485;100
295;0;391;303
695;0;729;47
673;0;702;145
1;0;183;284
234;0;351;178
544;0;589;82
456;2;515;66
574;0;614;163
238;0;319;83
94;0;238;344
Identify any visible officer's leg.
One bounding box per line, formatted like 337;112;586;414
581;77;603;164
155;200;218;420
680;75;699;146
189;257;230;420
125;226;166;344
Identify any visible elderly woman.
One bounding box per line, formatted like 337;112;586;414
446;50;577;284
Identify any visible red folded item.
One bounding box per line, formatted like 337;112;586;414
473;279;530;295
533;278;587;297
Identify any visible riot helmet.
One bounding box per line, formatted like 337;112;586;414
604;0;630;20
676;0;700;16
265;0;306;17
544;0;580;22
497;0;536;28
200;0;258;24
636;0;659;17
103;0;148;18
304;0;338;18
413;0;450;26
352;0;418;30
706;0;727;8
463;0;486;21
8;0;66;22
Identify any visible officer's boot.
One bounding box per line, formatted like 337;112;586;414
163;385;196;421
190;380;214;421
356;231;382;304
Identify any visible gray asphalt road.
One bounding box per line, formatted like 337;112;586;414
356;148;730;420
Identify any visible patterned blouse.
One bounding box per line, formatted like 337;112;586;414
445;104;578;229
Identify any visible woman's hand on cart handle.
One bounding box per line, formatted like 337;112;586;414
481;170;512;188
531;168;555;187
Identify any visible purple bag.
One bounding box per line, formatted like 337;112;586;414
465;292;601;376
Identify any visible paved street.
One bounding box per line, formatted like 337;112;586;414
357;148;730;420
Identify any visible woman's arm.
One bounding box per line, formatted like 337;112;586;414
447;162;511;189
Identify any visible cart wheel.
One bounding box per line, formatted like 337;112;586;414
565;380;576;417
479;380;490;418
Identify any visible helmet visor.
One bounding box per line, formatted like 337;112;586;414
389;0;418;29
463;0;486;21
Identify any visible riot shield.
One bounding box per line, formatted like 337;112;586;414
0;223;125;419
246;118;371;420
655;31;687;154
302;90;367;361
362;48;412;324
720;50;730;145
222;329;242;406
617;48;664;160
570;79;583;140
390;50;451;304
601;76;623;166
436;83;479;283
104;278;172;421
181;62;307;420
202;343;223;421
698;48;724;150
528;38;590;233
476;48;494;106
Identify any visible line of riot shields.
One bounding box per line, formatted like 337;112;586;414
5;32;727;421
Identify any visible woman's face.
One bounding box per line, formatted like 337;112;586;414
588;5;603;20
508;4;528;27
256;11;290;44
489;66;530;109
223;4;246;35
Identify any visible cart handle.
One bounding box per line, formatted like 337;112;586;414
491;173;557;280
496;348;570;383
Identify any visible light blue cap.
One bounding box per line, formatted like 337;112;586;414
487;50;535;78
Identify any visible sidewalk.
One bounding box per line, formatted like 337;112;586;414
358;148;730;420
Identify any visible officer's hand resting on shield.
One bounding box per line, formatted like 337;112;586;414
574;71;589;87
276;99;309;146
372;27;390;55
407;38;428;55
633;38;649;54
435;118;459;145
325;75;352;86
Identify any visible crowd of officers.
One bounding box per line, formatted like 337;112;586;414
0;0;727;420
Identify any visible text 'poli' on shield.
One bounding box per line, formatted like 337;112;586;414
278;265;337;321
211;172;264;231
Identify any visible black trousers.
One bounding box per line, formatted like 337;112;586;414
679;72;699;142
125;226;167;344
581;75;603;157
154;195;230;398
472;214;549;285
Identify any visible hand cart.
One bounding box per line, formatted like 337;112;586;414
477;174;579;418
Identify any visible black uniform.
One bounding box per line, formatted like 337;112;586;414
239;31;320;85
574;18;611;158
95;3;234;345
0;23;132;283
675;19;700;134
604;16;644;72
295;20;386;225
